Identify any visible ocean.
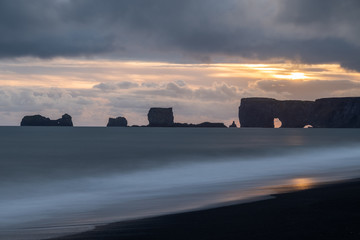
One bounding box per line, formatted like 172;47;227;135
1;127;360;240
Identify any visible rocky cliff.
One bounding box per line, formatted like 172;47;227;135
21;114;73;126
239;97;360;128
107;117;128;127
311;98;360;128
147;108;174;127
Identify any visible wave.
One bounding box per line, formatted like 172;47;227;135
1;144;360;239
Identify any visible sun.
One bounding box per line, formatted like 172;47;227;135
290;72;305;80
273;71;308;80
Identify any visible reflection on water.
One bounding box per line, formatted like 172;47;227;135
266;177;315;194
291;178;313;190
285;135;305;146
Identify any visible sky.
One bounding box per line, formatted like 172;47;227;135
0;0;360;126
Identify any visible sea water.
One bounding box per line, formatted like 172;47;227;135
1;127;360;240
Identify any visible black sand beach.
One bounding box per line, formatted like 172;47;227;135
49;179;360;240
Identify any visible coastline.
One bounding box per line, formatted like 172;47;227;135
48;178;360;240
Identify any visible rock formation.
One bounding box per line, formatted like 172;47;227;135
229;121;237;128
311;98;360;128
239;97;360;128
172;122;227;128
147;108;174;127
21;114;73;126
107;117;128;127
147;107;227;128
196;122;227;128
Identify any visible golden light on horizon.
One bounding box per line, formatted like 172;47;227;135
1;58;360;90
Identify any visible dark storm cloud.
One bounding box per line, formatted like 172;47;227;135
0;0;115;57
275;0;360;70
278;0;360;24
0;0;359;70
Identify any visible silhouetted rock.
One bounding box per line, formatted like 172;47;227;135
147;108;174;127
147;107;227;128
21;114;73;126
229;121;237;128
107;117;128;127
311;98;360;128
172;122;227;128
173;122;192;127
239;97;360;128
196;122;227;128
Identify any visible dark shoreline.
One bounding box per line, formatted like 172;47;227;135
48;178;360;240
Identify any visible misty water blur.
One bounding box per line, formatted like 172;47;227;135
1;127;360;240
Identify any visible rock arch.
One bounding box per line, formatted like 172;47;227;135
239;97;360;128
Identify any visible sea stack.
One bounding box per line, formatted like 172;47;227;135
229;121;237;128
147;108;174;127
107;117;128;127
21;114;73;126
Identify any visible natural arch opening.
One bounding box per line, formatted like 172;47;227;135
274;118;282;128
304;125;313;128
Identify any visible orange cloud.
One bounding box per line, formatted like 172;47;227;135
0;58;360;125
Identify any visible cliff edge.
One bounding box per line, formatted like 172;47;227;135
239;97;360;128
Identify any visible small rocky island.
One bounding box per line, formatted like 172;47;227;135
229;121;237;128
239;97;360;128
19;97;360;128
147;108;174;127
21;114;73;126
107;117;128;127
147;107;227;128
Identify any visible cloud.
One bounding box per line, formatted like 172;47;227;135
2;76;360;126
0;87;93;113
0;0;359;70
274;0;360;70
102;81;245;125
255;79;360;99
0;80;245;126
117;81;139;89
93;80;242;102
278;0;360;28
93;81;139;91
129;81;242;102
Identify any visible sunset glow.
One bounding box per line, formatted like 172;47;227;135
1;58;360;126
1;59;359;88
1;2;360;240
0;0;358;127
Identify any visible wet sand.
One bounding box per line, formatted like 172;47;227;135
49;179;360;240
